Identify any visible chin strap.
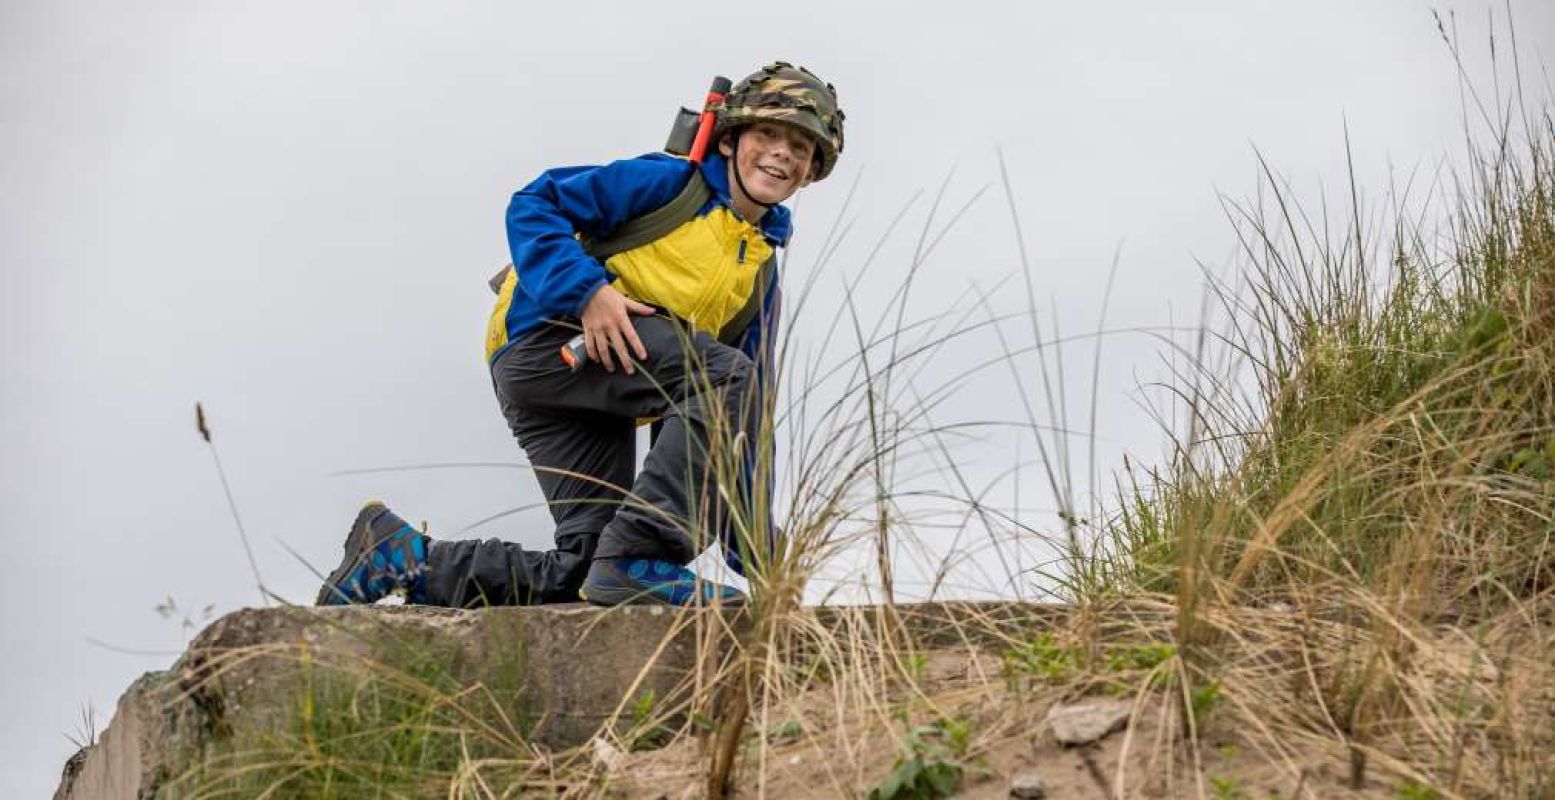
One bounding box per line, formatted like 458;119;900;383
728;136;778;212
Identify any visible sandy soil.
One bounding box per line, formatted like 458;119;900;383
599;650;1400;800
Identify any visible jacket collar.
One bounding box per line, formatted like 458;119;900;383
700;154;793;246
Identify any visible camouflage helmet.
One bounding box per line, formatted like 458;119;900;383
714;61;845;181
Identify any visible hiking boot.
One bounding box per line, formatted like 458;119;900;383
315;501;429;606
579;558;744;607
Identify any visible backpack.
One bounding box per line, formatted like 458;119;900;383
488;169;775;346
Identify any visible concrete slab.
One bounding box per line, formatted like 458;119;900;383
55;601;1065;799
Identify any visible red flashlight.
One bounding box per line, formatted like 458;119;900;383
687;76;733;166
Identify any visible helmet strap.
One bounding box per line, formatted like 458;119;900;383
728;134;779;214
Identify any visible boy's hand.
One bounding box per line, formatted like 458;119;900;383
581;285;654;374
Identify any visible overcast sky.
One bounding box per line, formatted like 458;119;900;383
4;1;1552;794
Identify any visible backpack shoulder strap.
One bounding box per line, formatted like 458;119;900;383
486;165;711;296
582;168;712;261
716;254;776;345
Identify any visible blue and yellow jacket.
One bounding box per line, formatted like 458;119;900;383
486;152;790;366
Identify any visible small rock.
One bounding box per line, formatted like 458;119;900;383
591;736;626;771
1044;698;1132;745
1009;769;1048;798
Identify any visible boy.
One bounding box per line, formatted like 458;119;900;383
315;62;844;607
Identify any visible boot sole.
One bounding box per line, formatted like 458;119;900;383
579;581;669;607
580;573;746;608
315;502;389;605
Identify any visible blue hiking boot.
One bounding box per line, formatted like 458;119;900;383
315;502;429;606
579;558;744;607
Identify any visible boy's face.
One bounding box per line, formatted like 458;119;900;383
719;122;818;206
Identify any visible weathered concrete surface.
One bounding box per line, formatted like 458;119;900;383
54;673;170;800
55;601;1066;799
55;603;735;799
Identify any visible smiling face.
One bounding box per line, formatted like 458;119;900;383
719;122;818;218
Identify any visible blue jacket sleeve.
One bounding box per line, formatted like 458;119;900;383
506;154;692;319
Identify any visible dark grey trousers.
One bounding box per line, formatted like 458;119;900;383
421;315;759;607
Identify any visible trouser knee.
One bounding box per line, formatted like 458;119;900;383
705;347;755;390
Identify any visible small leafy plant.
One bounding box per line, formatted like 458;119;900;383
1189;679;1223;728
867;720;972;800
1104;642;1175;672
768;719;804;743
1208;775;1248;800
1001;634;1079;688
625;689;670;751
1102;642;1176;694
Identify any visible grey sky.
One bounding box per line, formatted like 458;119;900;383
4;1;1551;793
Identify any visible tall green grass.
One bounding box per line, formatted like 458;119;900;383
1106;109;1553;608
1091;30;1555;793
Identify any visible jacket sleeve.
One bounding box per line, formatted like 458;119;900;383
506;154;691;319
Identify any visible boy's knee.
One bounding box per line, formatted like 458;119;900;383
703;342;755;388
